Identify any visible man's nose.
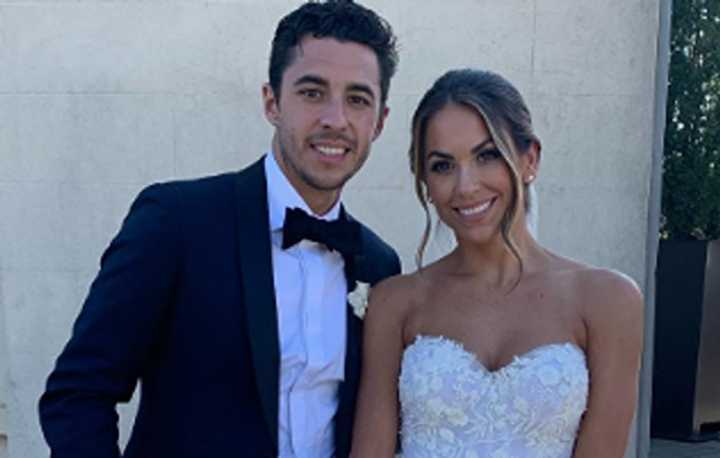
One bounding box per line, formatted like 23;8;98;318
319;97;349;130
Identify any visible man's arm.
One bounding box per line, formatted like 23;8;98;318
38;183;181;458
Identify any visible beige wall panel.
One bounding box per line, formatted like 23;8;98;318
0;1;660;456
0;95;175;185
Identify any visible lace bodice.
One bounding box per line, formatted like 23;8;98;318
399;336;588;458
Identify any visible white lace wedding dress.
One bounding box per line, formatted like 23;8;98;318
399;335;588;458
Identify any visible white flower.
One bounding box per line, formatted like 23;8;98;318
348;281;371;319
490;449;512;458
439;428;455;442
538;365;561;387
445;407;469;427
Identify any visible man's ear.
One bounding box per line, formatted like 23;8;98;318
372;106;390;141
262;83;280;126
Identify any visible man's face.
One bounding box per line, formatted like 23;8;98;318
263;36;389;214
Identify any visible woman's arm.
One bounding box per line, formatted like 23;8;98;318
350;276;409;458
573;270;644;458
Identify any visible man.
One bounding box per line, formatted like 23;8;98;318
38;1;400;457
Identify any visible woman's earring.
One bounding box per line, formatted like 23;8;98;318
525;174;535;184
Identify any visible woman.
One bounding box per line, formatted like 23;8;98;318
350;69;643;457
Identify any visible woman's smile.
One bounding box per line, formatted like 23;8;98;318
455;196;497;219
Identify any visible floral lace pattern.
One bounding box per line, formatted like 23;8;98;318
399;336;588;458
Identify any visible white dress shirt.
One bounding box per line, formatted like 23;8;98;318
264;153;348;458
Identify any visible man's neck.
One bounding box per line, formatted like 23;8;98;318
270;150;341;216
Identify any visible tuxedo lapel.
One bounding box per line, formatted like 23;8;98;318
335;295;362;458
342;309;362;395
339;206;363;291
335;208;365;456
234;157;279;451
339;205;362;417
340;207;364;386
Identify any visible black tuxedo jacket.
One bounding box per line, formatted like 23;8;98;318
39;157;401;458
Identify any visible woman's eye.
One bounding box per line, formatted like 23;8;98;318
429;161;452;173
477;149;501;163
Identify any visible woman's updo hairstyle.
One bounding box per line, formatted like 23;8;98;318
409;69;540;271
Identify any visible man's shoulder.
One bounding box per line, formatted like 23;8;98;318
351;219;401;279
138;157;265;204
126;170;248;226
138;171;235;197
357;223;395;259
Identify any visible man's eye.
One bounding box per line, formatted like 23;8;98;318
429;161;452;173
299;89;322;100
348;95;371;106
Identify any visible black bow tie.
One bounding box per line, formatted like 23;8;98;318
281;207;361;257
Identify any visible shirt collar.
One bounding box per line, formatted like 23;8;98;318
265;152;342;233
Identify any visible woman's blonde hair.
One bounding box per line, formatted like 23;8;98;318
409;69;540;273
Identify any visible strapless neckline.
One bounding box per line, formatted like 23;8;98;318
399;334;589;457
406;334;585;375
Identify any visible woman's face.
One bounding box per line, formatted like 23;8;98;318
423;103;519;246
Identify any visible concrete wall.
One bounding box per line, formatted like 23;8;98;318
0;1;661;457
1;274;8;457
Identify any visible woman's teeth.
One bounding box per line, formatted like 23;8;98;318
459;200;492;216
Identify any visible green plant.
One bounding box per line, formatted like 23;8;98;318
662;0;720;240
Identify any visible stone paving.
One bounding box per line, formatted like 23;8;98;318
651;439;720;458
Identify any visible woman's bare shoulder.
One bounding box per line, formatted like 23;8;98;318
539;252;643;323
563;265;644;332
371;269;431;305
366;273;418;322
368;262;447;320
543;252;642;301
575;267;642;304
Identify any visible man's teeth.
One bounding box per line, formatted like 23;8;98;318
316;145;346;156
459;200;492;216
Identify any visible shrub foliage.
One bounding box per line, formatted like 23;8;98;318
662;0;720;240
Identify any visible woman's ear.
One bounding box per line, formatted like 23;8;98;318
522;141;541;184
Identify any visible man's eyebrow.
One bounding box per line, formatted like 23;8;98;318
347;83;376;101
293;74;329;87
292;75;377;101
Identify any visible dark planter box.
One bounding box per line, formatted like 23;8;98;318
651;239;720;440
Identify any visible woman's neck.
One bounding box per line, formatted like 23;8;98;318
448;226;548;290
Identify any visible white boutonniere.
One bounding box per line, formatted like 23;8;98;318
347;281;371;319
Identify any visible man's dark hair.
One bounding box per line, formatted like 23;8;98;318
269;0;398;106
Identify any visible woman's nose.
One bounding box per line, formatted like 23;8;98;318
456;165;481;195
